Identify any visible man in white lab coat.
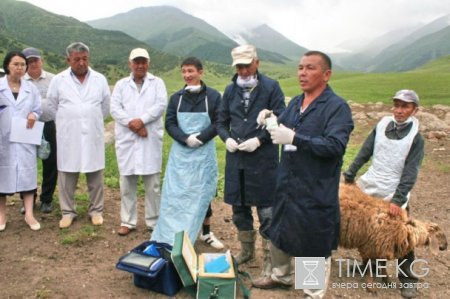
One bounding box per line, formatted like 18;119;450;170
110;48;167;236
47;42;110;229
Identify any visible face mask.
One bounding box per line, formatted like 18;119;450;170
393;116;413;125
185;85;202;93
236;75;258;89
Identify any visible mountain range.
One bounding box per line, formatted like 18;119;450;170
0;0;181;82
333;14;450;72
87;6;450;73
1;0;450;75
87;6;293;65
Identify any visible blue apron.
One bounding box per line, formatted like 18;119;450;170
151;96;218;245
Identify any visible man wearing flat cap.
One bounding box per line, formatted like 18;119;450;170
216;45;286;272
21;47;56;214
110;48;167;236
344;89;424;299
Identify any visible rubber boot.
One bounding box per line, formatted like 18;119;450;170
235;230;256;265
260;238;273;277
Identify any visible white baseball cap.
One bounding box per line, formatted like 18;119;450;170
231;44;257;66
129;48;150;61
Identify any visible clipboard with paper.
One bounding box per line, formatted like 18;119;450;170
9;117;44;145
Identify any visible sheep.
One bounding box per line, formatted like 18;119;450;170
338;183;448;291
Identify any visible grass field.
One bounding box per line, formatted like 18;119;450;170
279;71;450;106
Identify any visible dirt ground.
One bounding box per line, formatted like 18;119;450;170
1;104;449;299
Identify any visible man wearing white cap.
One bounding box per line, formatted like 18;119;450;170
21;47;56;214
47;42;110;228
110;48;167;236
344;89;424;299
217;45;286;269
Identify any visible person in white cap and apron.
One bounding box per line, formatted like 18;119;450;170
344;89;424;299
151;57;221;246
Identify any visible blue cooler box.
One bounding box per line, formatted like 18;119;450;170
116;241;183;296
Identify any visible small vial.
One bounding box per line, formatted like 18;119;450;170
265;116;278;130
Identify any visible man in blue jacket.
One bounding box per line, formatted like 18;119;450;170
252;51;354;299
217;45;286;273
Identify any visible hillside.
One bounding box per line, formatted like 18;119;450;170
367;14;450;72
0;0;180;83
88;6;238;65
333;14;450;72
371;25;450;72
87;5;291;66
332;25;422;71
238;24;308;60
410;54;450;73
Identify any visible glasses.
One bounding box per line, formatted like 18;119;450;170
10;62;26;68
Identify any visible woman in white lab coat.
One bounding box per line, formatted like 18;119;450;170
0;51;42;231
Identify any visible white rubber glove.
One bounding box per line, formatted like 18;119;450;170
270;124;295;145
237;137;261;152
256;109;271;127
225;138;239;153
186;133;203;148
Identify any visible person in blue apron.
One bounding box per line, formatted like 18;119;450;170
344;89;424;299
151;57;222;246
252;51;354;299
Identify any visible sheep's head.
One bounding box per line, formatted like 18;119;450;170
406;219;447;254
426;222;448;254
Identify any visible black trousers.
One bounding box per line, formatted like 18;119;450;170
40;120;58;203
398;250;419;284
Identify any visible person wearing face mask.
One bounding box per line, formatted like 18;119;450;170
151;57;222;247
216;45;286;270
343;90;424;299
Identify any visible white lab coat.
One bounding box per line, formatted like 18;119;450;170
110;73;167;175
46;68;110;173
0;77;42;193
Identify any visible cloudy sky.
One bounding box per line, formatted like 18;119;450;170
21;0;450;52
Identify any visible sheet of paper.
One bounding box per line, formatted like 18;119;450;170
9;117;44;145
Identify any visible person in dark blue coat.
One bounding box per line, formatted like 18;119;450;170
216;45;286;269
252;51;354;298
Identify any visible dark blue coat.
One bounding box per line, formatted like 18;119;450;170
217;72;286;207
269;86;354;258
165;82;221;145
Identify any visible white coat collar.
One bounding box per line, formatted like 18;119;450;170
127;72;155;82
0;77;33;104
